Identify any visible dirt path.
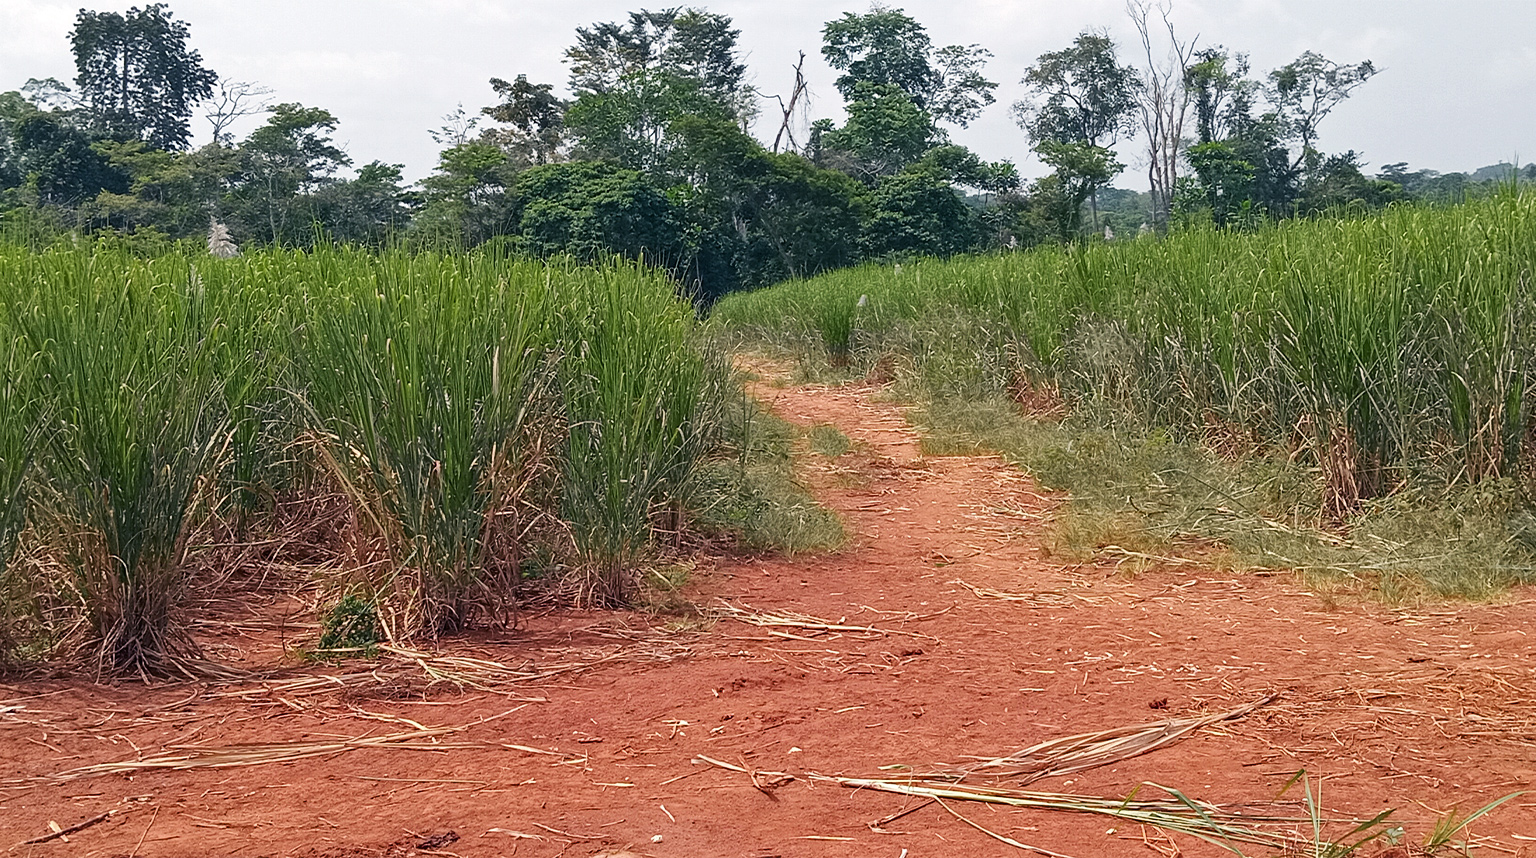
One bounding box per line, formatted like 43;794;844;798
3;373;1535;857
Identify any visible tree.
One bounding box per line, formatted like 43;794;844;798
509;161;685;268
1297;150;1401;214
1034;140;1122;240
312;161;415;246
1181;48;1263;226
664;115;867;295
1015;32;1138;233
1179;122;1296;224
911;144;1019;195
1267;51;1377;171
1;85;121;210
102;137;240;235
816;82;936;180
1177;48;1372;222
1181;141;1256;227
821;6;996;127
0;92;35;194
565;71;724;174
415;142;514;246
226;103;351;245
1185;48;1253;146
860;144;1014;257
863;166;977;258
481;75;567;167
86;138;182;231
1127;0;1196;229
204;79;272;145
1016;33;1139;149
70;4;218;150
566;8;750;118
9;110;128;207
747;154;866;282
20;78;80;112
769;52;810;154
563;9;748;175
428;104;481;148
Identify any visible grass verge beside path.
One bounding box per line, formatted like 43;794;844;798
917;393;1536;602
690;386;846;555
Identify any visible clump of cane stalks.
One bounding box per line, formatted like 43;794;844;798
6;250;230;677
0;241;728;673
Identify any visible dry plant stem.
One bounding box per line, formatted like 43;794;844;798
695;754;1291;851
949;695;1278;782
10;705;530;788
826;778;1289;849
196;632;690;705
714;602;937;640
529;822;603;841
130;806;158;858
696;698;1274;789
14;809;116;846
696;698;1288;850
870;798;937;830
935;797;1081;858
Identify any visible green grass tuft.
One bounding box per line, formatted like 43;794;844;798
808;423;854;458
690;392;845;555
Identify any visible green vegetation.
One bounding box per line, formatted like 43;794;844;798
918;396;1536;600
807;423;854;458
714;191;1536;599
8;2;1480;306
317;593;381;656
690;393;845;554
12;250;230;676
0;242;744;674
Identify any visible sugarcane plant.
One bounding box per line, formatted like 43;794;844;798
11;250;232;677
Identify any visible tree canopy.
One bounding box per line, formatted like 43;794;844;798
821;7;996;127
1015;32;1140;149
0;2;1435;297
70;4;217;150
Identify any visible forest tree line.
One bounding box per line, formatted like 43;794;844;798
1;3;1529;300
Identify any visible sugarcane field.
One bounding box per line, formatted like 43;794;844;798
3;2;1536;856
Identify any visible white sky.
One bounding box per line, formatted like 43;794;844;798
3;1;1533;187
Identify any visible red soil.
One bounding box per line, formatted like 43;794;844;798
3;373;1535;858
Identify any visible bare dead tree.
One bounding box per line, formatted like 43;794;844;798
1128;0;1197;230
428;103;482;147
204;79;273;145
771;52;809;154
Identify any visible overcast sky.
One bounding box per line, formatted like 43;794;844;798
3;1;1533;187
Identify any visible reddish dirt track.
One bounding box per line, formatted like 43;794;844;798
3;371;1535;858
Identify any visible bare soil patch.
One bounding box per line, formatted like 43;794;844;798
3;371;1534;857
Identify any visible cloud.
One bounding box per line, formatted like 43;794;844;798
1482;46;1536;89
0;4;77;83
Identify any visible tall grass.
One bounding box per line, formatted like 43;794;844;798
198;253;298;532
2;250;231;676
295;249;553;637
0;338;38;567
0;336;43;660
556;263;716;606
713;191;1536;511
0;241;725;671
